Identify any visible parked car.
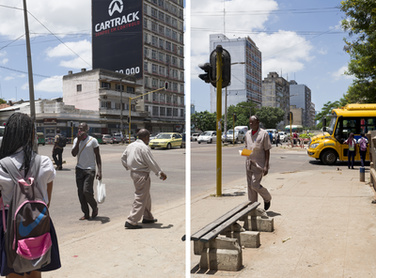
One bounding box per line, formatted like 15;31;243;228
102;134;113;144
197;131;217;144
226;126;247;143
149;132;183;149
91;133;103;144
112;133;124;144
278;131;288;142
191;133;200;141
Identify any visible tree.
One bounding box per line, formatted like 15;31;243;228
191;111;216;132
256;106;285;129
315;101;342;129
341;0;376;103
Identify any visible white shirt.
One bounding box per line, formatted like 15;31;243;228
121;139;162;175
72;136;99;170
0;150;55;206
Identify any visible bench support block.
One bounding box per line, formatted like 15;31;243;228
244;216;274;232
240;231;260;248
199;237;243;271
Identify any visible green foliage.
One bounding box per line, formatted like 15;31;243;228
341;0;376;103
0;98;6;105
314;100;346;129
191;111;217;132
193;102;285;131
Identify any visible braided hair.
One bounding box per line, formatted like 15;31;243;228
0;112;35;175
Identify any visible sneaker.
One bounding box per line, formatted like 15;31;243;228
264;201;271;211
125;221;142;229
142;218;157;224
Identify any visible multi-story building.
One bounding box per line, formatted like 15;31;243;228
262;72;291;125
63;68;152;134
91;0;185;134
289;81;313;127
209;34;262;113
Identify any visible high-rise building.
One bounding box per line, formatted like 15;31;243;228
209;34;262;113
91;0;185;133
289;81;313;127
262;72;291;125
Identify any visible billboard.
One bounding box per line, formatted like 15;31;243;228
92;0;143;78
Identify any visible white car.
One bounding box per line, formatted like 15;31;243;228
224;129;245;144
197;131;217;144
278;131;288;142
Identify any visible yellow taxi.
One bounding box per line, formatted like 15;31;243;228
149;132;183;149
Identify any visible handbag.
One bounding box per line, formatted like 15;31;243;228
96;180;106;204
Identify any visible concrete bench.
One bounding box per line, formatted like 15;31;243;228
184;201;274;271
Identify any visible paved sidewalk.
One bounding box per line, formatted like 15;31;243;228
46;166;375;278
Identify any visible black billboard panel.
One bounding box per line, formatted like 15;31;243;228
92;0;143;78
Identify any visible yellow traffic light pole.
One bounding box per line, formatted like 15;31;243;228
216;47;223;197
128;86;167;143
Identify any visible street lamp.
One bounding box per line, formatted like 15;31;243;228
128;85;168;143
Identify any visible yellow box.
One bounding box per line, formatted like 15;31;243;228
240;148;252;156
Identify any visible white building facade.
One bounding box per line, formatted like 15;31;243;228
209;34;262;113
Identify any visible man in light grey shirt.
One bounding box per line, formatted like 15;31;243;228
121;129;167;229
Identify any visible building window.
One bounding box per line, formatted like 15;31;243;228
127;86;135;94
115;84;124;91
101;82;111;89
77;84;82;92
152;106;159;116
160;107;165;116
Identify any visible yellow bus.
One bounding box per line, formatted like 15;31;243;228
307;103;376;165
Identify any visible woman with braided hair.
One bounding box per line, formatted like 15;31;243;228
0;113;61;278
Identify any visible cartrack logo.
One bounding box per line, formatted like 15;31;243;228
109;0;124;17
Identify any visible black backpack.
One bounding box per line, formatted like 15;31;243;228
57;135;67;148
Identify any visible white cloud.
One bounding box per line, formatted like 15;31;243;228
46;40;92;69
332;65;353;80
35;76;63;93
191;0;313;79
0;51;8;65
0;0;91;39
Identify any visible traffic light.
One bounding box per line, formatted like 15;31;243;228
210;46;231;88
198;45;231;88
198;63;213;84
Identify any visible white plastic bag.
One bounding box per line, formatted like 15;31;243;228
96;180;106;204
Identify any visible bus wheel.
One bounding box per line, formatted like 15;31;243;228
321;149;337;165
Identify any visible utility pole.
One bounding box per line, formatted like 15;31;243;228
23;0;36;122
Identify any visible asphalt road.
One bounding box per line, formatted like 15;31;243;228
37;143;185;242
36;141;339;243
190;140;341;197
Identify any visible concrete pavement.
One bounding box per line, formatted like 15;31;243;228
46;153;375;278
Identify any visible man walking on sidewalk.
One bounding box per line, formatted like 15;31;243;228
244;115;272;211
121;129;167;229
71;122;102;220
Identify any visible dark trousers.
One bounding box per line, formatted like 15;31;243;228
360;150;367;167
75;167;97;217
348;150;355;168
52;148;63;168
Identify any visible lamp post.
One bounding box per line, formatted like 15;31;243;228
128;86;167;143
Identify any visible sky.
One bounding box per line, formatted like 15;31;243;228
0;0;361;114
190;0;354;113
0;0;92;101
